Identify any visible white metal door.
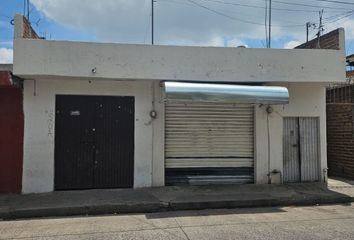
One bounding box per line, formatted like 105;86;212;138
283;117;320;183
165;102;254;184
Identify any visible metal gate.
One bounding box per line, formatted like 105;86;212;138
165;102;254;185
283;117;320;183
54;95;134;190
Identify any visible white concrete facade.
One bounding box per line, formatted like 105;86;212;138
22;79;165;193
14;39;345;83
255;82;328;184
14;28;345;193
22;77;328;193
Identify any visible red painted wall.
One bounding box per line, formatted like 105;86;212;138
0;72;12;86
0;87;24;193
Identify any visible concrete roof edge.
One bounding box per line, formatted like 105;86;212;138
0;64;13;72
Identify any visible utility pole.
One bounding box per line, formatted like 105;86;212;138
23;0;30;20
268;0;272;48
316;9;324;49
151;0;154;45
27;0;30;20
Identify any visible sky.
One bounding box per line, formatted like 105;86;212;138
1;0;354;64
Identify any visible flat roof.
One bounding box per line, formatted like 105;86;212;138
0;64;13;72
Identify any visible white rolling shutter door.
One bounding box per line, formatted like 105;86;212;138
165;102;254;169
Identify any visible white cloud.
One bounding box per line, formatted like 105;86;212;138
0;48;13;64
341;19;354;40
0;41;13;46
29;0;354;49
163;35;246;47
284;40;302;49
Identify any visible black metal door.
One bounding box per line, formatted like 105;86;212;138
55;95;134;190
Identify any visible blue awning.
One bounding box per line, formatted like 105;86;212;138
163;81;289;105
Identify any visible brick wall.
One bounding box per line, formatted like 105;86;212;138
347;70;354;80
23;17;39;38
327;85;354;103
14;14;39;39
295;28;342;50
22;16;39;39
327;103;354;179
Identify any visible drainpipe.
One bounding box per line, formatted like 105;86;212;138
266;105;273;184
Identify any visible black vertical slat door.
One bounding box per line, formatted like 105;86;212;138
55;95;134;190
94;97;134;188
55;96;96;190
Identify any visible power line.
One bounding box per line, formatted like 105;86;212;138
324;10;354;23
162;0;195;6
310;0;354;6
162;0;354;28
152;0;154;45
23;0;30;20
268;0;272;48
265;0;268;47
162;0;315;26
199;0;344;13
270;0;350;10
175;0;306;27
186;0;267;25
324;10;354;21
144;0;152;44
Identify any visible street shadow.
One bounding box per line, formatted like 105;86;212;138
144;206;286;219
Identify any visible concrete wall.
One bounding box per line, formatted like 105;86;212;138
22;78;165;193
255;82;327;184
22;77;327;192
14;39;346;83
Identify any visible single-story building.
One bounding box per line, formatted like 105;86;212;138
11;15;346;193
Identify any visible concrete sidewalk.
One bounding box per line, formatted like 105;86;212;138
1;182;354;220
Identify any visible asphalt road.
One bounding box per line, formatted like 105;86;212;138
1;203;354;240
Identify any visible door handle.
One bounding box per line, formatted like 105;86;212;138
292;144;298;147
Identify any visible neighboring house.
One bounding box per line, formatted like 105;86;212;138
9;14;346;194
326;55;354;180
0;64;24;193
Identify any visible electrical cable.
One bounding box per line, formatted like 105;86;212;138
270;0;350;10
184;0;307;27
324;10;354;23
199;0;345;13
144;0;152;44
265;0;268;47
162;0;354;27
186;0;266;25
310;0;354;6
324;10;354;20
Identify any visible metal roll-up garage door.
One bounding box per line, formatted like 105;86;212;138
165;102;254;185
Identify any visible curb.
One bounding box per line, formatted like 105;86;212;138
169;196;354;211
0;202;165;220
1;196;353;220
